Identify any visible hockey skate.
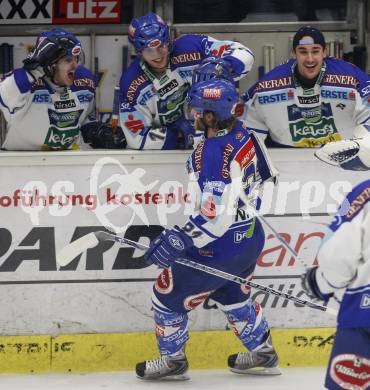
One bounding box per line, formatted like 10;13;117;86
136;353;189;381
228;333;281;376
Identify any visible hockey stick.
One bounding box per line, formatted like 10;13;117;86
56;231;338;316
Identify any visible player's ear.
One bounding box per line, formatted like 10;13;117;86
291;49;296;59
323;47;327;58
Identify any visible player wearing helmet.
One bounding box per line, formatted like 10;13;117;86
120;12;255;150
135;79;280;380
0;29;125;150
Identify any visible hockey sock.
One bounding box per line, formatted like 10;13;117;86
221;298;270;351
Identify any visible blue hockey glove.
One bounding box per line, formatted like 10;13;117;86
301;267;334;302
169;118;195;149
145;228;193;268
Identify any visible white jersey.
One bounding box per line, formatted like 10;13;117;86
0;66;96;151
242;57;370;148
315;179;370;328
119;34;254;150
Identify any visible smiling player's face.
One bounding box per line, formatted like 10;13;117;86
293;38;326;79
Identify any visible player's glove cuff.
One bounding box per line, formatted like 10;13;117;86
301;267;334;302
145;228;193;269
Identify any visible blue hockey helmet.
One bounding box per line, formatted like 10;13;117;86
128;12;170;52
37;29;82;59
192;56;234;84
187;79;238;121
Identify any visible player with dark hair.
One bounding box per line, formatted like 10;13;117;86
243;26;370;170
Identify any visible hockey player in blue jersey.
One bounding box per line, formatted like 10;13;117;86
135;79;280;380
120;12;254;150
0;29;125;150
301;180;370;389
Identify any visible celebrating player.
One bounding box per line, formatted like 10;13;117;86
0;29;125;151
120;12;254;150
136;78;280;380
301;179;370;389
242;26;370;170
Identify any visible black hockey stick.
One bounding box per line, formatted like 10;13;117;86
56;231;338;316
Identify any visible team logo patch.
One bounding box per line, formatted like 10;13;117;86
148;39;161;48
330;354;370;390
203;88;221;99
155;268;174;294
124;114;145;134
184;292;212;310
71;46;81;56
168;234;184;250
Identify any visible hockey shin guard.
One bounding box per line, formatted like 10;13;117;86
153;307;189;356
222;298;270;351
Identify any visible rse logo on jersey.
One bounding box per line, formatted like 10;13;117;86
77;93;93;103
33;93;50;103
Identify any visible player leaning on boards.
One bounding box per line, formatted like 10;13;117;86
136;79;280;380
0;29;125;151
242;26;370;170
119;12;254;150
301;179;370;390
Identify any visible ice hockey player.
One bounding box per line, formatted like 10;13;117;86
136;78;280;380
242;26;370;170
301;179;370;389
120;12;254;149
0;29;125;151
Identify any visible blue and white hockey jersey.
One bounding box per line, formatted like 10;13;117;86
315;179;370;328
119;34;254;150
0;65;96;150
242;57;370;147
181;121;263;259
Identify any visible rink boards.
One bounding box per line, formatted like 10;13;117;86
0;328;335;373
0;149;367;373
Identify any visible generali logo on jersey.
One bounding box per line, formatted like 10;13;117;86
0;0;121;24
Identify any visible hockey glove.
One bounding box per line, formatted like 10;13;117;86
169;118;195;149
81;123;126;149
145;227;193;268
301;267;333;302
23;35;68;80
314;139;370;171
